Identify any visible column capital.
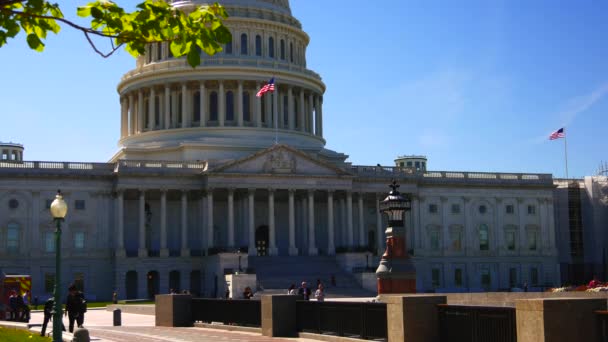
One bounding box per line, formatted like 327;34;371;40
307;189;315;195
138;188;146;195
326;189;334;195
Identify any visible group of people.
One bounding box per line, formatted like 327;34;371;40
40;284;87;337
8;290;30;321
287;280;325;301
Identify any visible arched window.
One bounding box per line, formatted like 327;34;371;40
209;92;218;121
226;91;234;121
290;42;293;63
225;41;232;55
240;33;248;55
7;222;19;253
280;39;285;60
268;37;275;58
193;91;201;122
479;224;489;251
243;92;251;122
255;35;262;56
143;96;150;130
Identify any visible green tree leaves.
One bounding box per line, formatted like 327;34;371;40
0;0;231;67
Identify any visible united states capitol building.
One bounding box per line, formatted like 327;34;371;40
1;0;606;301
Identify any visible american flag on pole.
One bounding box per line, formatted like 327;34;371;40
549;127;565;140
256;77;275;97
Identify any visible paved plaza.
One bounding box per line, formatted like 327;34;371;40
27;308;319;342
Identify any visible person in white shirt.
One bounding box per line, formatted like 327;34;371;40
314;284;325;302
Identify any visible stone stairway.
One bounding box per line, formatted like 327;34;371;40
248;256;376;298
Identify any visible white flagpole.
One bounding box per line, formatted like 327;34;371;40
273;90;278;145
564;128;569;179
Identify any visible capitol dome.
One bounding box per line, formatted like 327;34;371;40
113;0;345;165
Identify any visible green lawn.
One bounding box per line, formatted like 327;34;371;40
0;327;50;342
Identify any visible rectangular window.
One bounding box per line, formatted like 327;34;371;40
7;226;19;253
415;161;420;169
45;232;55;253
528;230;537;251
450;230;462;251
431;268;440;288
430;231;440;251
75;200;86;210
527;205;536;215
429;204;438;214
506;231;516;251
506;204;514;214
406;161;413;167
479;225;489;251
44;273;55;293
454;269;463;287
481;269;491;290
509;268;517;287
74;232;85;249
530;267;539;286
451;204;460;214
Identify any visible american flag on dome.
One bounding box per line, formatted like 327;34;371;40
256;77;275;97
549;127;565;140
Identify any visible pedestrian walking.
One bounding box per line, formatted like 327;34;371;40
298;282;311;300
40;298;65;337
65;284;87;332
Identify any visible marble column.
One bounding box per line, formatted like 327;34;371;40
120;97;128;138
540;198;549;252
340;197;346;248
149;88;156;130
376;193;384;255
171;89;178;128
160;189;169;257
128;94;135;135
218;81;225;126
298;90;305;131
318;96;323;137
181;83;188;128
308;94;314;135
288;189;298;256
237;81;244;127
327;191;335;255
346;192;354;248
548;199;557;254
116;190;126;257
358;193;365;247
287;86;294;130
248;189;256;256
227;188;235;248
268;189;278;256
308;190;318;255
181;190;190;256
138;189;147;257
206;189;214;254
199;82;206;127
255;82;262;127
137;90;144;133
164;85;171;129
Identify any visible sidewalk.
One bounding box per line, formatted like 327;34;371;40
27;308;319;342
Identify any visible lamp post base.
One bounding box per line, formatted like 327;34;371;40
377;277;416;294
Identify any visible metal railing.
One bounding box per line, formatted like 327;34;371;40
191;298;261;327
296;300;387;340
438;304;517;342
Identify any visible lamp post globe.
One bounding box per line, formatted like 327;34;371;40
50;190;67;342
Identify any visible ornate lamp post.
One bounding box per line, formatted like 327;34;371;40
50;190;68;342
376;180;416;294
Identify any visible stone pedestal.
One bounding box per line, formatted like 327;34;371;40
376;233;416;294
516;298;606;342
155;294;192;327
378;295;446;342
261;295;299;337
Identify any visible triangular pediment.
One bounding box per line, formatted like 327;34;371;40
211;144;351;176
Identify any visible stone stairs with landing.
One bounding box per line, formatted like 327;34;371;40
248;256;376;298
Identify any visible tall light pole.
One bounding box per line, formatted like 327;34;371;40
376;180;416;294
50;190;68;342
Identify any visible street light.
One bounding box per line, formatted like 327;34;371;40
376;180;416;294
50;190;67;342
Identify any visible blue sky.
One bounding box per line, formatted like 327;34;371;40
1;0;607;178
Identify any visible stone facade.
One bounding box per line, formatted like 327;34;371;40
0;0;566;301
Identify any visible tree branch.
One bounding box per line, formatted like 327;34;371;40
83;30;122;58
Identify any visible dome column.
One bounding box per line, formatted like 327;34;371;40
199;82;207;127
128;94;135;136
255;82;262;127
164;85;171;129
120;97;128;139
137;90;144;133
298;90;305;131
287;86;294;130
237;81;244;127
318;96;323;137
308;93;314;134
218;81;225;126
149;87;156;131
181;83;189;128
